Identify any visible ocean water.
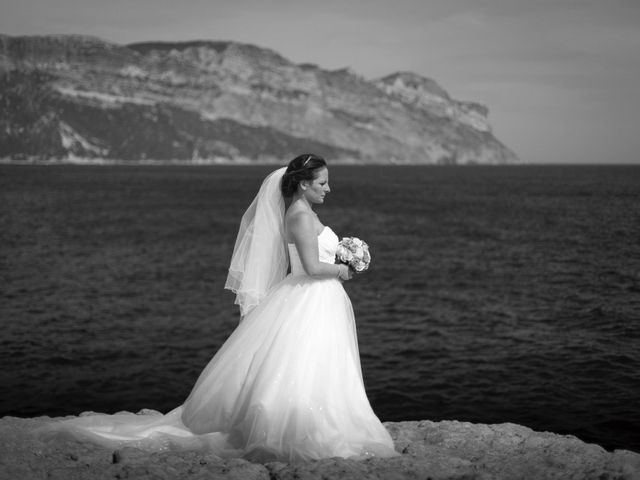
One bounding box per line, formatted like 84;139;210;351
1;164;639;453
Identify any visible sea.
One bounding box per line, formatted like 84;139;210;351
1;164;639;453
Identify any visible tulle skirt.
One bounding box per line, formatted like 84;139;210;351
37;274;398;463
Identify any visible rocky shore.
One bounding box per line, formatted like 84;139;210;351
1;413;638;480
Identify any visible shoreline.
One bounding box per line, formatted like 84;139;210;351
3;159;640;167
1;413;638;479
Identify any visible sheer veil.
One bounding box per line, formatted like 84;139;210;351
224;167;288;318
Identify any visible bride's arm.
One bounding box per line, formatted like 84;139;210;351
289;213;351;280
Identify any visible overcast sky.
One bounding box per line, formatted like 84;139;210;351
2;0;639;164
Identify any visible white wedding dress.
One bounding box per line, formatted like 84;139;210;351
38;226;397;462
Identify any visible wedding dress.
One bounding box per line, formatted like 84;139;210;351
38;226;398;463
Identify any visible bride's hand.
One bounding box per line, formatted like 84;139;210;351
346;267;354;281
338;264;354;281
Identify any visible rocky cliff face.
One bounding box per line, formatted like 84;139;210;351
0;34;519;164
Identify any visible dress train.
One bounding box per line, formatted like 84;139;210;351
37;227;397;462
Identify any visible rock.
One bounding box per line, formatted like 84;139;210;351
0;34;519;165
0;414;638;480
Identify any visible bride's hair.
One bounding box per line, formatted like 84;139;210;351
281;154;327;198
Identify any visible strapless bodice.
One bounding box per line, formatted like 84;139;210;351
288;226;339;276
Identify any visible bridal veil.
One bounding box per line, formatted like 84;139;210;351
224;167;288;317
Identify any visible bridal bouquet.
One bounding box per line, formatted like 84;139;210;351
336;237;371;272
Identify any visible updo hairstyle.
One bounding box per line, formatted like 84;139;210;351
281;154;327;198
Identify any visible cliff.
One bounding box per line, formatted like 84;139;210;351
1;413;638;479
0;34;519;164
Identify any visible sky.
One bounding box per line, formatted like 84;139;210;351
1;0;639;164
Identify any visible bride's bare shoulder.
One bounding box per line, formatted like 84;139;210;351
286;208;314;229
285;208;316;241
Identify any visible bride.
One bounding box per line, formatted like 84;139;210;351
38;154;398;463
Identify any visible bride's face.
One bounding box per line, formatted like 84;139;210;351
302;167;330;204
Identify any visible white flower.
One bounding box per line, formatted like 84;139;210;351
335;236;371;273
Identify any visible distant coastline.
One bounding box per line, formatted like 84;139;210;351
5;158;640;166
1;34;518;165
0;157;516;167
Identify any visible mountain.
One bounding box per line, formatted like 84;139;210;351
0;34;519;164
